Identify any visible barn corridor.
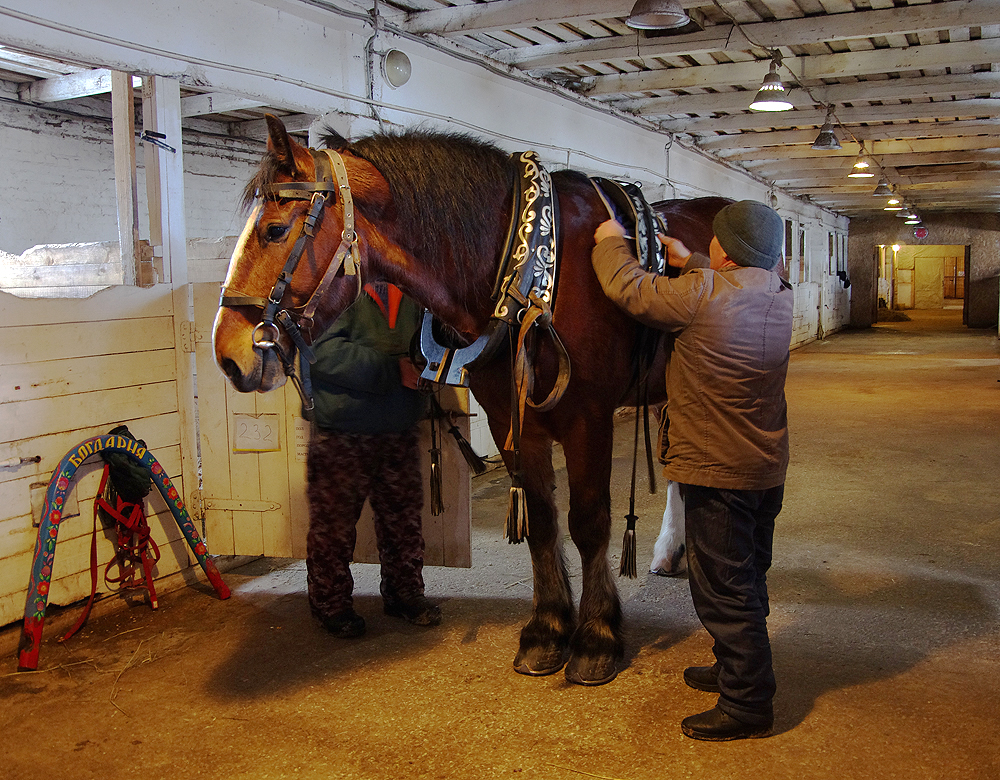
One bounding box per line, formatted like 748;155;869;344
2;310;998;780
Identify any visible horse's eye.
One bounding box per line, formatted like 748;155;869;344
265;224;289;242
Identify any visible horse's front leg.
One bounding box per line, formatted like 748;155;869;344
560;409;622;685
487;413;575;676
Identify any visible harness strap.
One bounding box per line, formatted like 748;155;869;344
300;149;362;326
503;291;572;453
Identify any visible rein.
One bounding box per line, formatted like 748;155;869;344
219;148;362;414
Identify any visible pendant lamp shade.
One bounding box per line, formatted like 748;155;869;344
749;58;792;112
626;0;690;29
847;148;874;178
872;177;893;197
811;106;841;150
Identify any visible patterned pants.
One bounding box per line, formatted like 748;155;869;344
306;427;425;619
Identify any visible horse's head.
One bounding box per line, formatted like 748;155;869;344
213;115;393;394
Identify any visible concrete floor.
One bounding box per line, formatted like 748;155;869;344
3;309;999;780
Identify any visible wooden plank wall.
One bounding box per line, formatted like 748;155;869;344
192;281;308;560
0;285;192;627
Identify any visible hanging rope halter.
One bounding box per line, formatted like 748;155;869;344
219;148;363;414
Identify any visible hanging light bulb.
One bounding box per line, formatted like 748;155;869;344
848;146;874;178
905;213;921;224
811;106;842;150
625;0;690;29
872;177;893;197
749;53;793;112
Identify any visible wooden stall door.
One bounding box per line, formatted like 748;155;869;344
191;283;471;566
0;285;196;626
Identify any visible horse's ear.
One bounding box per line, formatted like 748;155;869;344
265;114;297;172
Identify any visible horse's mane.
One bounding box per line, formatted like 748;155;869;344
243;128;517;298
330;130;517;291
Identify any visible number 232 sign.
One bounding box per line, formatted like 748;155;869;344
233;414;281;452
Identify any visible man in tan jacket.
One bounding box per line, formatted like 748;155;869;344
592;200;792;741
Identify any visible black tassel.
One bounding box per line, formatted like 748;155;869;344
429;446;444;516
446;422;487;475
505;475;528;543
430;394;487;475
619;513;637;579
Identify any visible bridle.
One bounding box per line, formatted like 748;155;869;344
219;148;363;413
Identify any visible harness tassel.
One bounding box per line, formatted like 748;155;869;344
448;423;487;475
505;474;528;544
430;395;487;475
429;412;444;517
429;451;444;516
619;512;638;579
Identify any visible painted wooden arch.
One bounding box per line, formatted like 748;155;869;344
18;434;231;671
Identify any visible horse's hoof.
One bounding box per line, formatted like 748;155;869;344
651;566;686;578
513;646;566;677
564;653;618;686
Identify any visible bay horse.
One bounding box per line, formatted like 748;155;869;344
213;115;727;685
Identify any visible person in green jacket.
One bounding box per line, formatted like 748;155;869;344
305;282;440;638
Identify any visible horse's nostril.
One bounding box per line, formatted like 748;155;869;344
220;357;242;383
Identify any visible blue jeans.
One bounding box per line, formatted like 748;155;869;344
681;483;783;726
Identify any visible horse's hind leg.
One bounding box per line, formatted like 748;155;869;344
650;480;687;576
561;412;623;685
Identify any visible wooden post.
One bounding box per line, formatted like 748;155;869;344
141;76;200;552
111;70;138;286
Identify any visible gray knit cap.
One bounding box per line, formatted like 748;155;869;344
712;200;783;270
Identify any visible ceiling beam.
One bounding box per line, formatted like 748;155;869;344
670;98;1000;135
501;0;1000;69
17;68;141;102
401;0;638;36
747;150;1000;172
583;38;1000;96
695;118;1000;151
629;72;1000;118
231;113;315;140
721;134;1000;162
771;167;1000;188
181;92;269;117
0;46;78;79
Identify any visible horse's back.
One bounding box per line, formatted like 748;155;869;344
652;196;732;256
548;171;644;395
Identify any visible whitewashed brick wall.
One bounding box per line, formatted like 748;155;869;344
0;100;259;255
